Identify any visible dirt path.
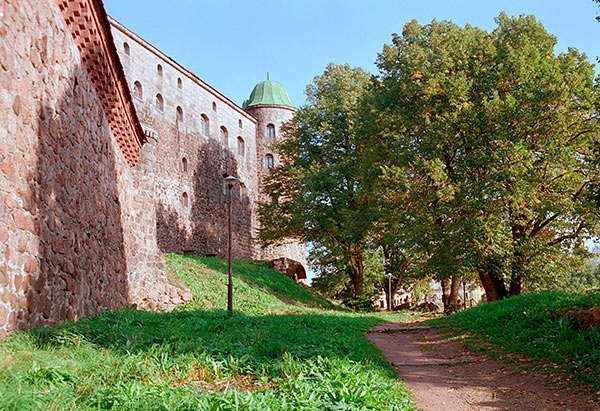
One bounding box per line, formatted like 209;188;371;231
367;321;599;411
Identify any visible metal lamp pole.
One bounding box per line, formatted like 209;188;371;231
388;275;393;311
223;175;239;315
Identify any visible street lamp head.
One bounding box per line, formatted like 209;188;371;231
223;175;239;186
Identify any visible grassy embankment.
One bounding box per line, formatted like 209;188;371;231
0;254;415;410
434;292;600;393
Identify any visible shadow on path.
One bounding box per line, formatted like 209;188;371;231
367;320;599;411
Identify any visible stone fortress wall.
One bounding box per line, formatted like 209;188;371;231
109;20;306;265
0;0;305;337
0;0;189;337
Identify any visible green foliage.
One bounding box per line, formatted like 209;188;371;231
434;292;600;390
371;15;600;299
341;294;377;312
0;255;415;410
258;63;376;296
550;260;600;294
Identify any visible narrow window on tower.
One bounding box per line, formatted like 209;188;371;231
123;42;130;56
266;124;275;139
264;154;274;169
176;106;183;123
155;94;164;111
157;64;163;77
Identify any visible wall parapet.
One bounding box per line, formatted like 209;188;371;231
57;0;146;167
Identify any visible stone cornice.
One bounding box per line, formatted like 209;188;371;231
57;0;145;167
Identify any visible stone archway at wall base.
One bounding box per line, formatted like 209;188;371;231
272;257;307;284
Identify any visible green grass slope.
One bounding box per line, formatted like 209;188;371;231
434;292;600;392
166;254;337;312
0;255;415;410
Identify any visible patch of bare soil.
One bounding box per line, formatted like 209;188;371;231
367;321;599;411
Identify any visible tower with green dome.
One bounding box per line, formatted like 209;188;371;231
243;74;306;271
244;72;296;181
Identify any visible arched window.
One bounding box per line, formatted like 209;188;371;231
237;136;245;157
200;114;209;136
157;64;163;77
133;81;142;99
176;106;183;123
219;126;228;144
238;119;243;129
264;154;274;169
123;42;130;56
212;102;217;112
177;77;183;89
182;157;188;172
182;192;189;207
155;94;164;111
267;124;275;139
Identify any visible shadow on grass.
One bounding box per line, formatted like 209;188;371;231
167;254;338;310
25;308;385;366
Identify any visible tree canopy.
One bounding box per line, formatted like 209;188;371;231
259;14;600;306
258;63;374;296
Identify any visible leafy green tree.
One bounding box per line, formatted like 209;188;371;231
372;15;600;301
258;63;374;296
557;260;600;293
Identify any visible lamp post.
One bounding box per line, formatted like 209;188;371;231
223;175;239;315
388;275;393;311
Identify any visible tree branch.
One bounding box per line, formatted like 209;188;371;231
546;221;585;247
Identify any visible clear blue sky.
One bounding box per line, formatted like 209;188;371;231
104;0;600;109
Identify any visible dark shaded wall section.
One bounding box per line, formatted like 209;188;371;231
0;0;184;337
156;138;253;258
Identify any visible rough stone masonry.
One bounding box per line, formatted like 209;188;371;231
0;0;303;337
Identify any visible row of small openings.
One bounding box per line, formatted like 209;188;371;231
179;141;246;171
183;183;250;207
123;42;183;90
137;89;263;147
132;79;245;130
124;45;241;122
156;64;182;90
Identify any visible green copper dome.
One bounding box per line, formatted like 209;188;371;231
243;74;294;109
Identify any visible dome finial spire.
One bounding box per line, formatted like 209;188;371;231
267;72;270;81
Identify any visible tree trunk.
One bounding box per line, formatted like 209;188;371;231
349;254;364;296
441;279;451;309
477;257;508;302
478;269;508;302
509;222;527;297
448;276;461;308
509;250;527;296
